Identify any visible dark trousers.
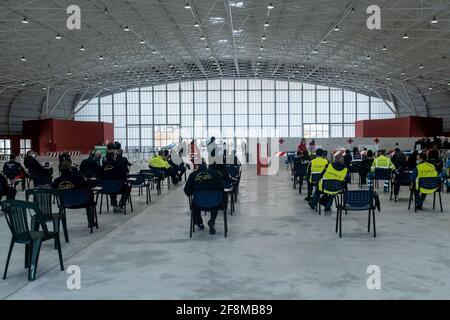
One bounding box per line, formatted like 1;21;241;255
307;181;315;198
0;186;17;200
414;191;427;206
193;209;218;226
110;184;132;207
311;190;334;210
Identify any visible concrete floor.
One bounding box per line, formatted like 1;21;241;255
1;165;450;299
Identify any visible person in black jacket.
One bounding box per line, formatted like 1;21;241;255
3;154;27;190
116;149;132;173
52;161;95;228
100;150;130;213
80;152;101;178
184;161;225;235
0;173;17;200
24;150;52;186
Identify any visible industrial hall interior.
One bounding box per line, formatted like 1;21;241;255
1;0;450;301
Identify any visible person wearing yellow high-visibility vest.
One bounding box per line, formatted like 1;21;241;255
309;154;348;211
410;152;438;210
305;148;329;201
368;150;396;190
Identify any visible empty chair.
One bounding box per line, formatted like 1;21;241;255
25;188;68;243
337;190;378;238
2;200;64;281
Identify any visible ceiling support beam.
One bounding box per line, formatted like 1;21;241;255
70;89;103;120
388;88;417;116
48;89;69;117
41;87;50;119
224;0;240;77
7;91;21;134
374;89;397;116
400;83;419;116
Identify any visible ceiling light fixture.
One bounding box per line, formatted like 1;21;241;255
402;33;409;39
267;3;274;9
114;63;118;67
262;35;266;40
140;39;145;44
200;35;205;40
431;16;438;24
333;25;340;31
21;17;29;24
21;82;26;86
401;71;405;75
55;34;62;40
366;55;371;60
67;70;72;75
99;55;104;60
84;76;88;80
419;64;424;69
382;45;387;51
264;21;269;27
184;3;191;9
80;45;85;51
124;26;130;31
322;39;327;44
20;56;26;62
194;21;200;27
104;7;108;14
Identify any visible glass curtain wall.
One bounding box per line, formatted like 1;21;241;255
76;78;395;151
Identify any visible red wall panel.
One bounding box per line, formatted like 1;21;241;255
355;116;443;137
23;119;114;155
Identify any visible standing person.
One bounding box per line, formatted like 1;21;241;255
207;137;217;164
297;138;307;156
308;139;316;155
184;160;225;235
190;139;200;167
3;154;27;190
343;150;352;168
100;150;130;213
410;152;438;210
352;147;362;162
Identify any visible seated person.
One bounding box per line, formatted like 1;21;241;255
184;160;225;235
24;150;52;186
101;150;131;213
52;161;95;227
164;149;185;183
359;150;374;185
116;149;132;173
0;173;17;200
80;152;101;178
149;150;178;185
3;154;27;190
368;150;395;189
309;154;348;212
392;165;412;201
352;147;362;162
410;152;438;210
343;150;352;168
293;150;311;189
305;148;328;201
209;162;234;188
391;148;407;169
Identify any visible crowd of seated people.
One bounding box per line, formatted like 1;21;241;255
292;140;446;213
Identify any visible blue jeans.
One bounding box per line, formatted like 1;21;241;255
311;190;334;210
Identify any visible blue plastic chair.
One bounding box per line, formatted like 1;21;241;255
408;177;442;213
59;189;98;233
190;190;227;238
97;179;131;215
337;190;376;238
293;162;309;193
390;170;412;201
372;168;392;191
316;179;345;215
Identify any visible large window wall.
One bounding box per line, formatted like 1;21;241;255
76;78;395;151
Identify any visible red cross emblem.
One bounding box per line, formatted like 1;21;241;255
347;138;353;144
279;138;285;144
374;138;380;144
